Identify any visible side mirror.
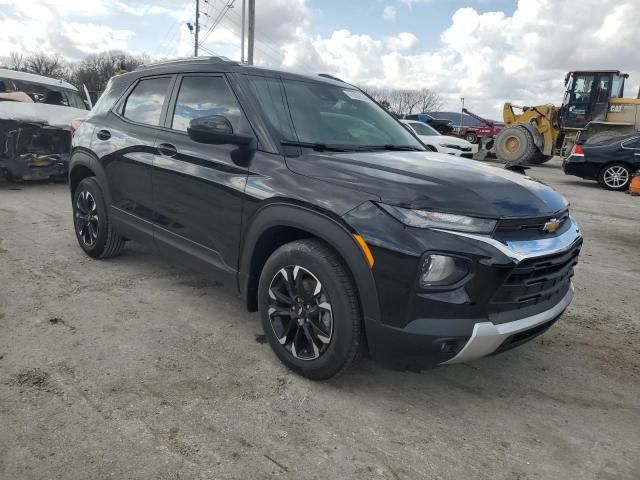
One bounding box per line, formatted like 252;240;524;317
187;115;253;146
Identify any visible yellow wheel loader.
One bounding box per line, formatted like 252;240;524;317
496;70;640;164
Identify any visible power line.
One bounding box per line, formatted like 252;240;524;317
199;0;235;45
153;0;195;58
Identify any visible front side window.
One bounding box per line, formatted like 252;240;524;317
171;76;242;132
246;76;295;140
122;77;171;126
263;79;423;150
568;74;594;114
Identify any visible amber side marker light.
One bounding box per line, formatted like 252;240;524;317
353;233;375;268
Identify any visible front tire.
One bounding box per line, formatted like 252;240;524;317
464;131;478;144
495;126;537;164
258;239;362;380
598;163;632;191
73;177;125;258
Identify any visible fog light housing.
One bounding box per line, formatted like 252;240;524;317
419;254;469;288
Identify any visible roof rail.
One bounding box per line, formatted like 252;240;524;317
318;73;347;83
135;56;235;71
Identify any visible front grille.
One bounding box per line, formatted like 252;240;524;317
496;210;570;234
489;240;582;314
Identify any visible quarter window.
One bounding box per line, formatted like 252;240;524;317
622;137;640;148
171;76;242;132
122;77;171;126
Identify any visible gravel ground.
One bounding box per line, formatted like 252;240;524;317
0;158;638;480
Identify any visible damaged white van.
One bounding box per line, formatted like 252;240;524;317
0;68;88;181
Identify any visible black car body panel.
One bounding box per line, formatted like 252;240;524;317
70;58;582;370
286;151;568;217
563;134;640;180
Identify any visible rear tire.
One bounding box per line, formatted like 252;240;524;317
598;163;632;191
73;177;125;258
258;239;362;380
495;126;537;164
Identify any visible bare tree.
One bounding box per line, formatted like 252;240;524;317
25;52;64;78
416;88;444;113
8;52;26;71
364;86;444;117
65;50;149;92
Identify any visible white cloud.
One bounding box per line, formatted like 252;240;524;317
279;0;640;117
1;0;640;118
383;5;396;22
385;32;419;51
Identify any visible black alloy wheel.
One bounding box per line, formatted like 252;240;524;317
258;239;362;380
72;176;125;258
267;265;333;360
75;190;99;248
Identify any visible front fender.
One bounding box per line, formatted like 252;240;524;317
239;201;381;328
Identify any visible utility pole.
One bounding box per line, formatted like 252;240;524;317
247;0;255;65
194;0;200;56
241;0;246;63
460;97;465;130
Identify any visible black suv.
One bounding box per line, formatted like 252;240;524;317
70;57;582;379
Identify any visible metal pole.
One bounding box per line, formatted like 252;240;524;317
460;97;464;130
241;0;246;63
194;0;200;56
247;0;255;65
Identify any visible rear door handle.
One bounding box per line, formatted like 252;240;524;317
157;143;178;157
96;129;111;141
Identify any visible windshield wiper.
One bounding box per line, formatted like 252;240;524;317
354;144;423;152
280;140;355;152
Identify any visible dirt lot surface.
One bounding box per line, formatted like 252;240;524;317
0;158;638;479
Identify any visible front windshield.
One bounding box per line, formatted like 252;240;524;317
408;121;438;136
277;79;423;149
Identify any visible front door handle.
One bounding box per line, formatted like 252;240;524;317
157;143;178;157
96;129;111;141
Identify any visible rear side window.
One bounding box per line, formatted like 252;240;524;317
91;78;127;117
122;77;171;126
171;76;242;132
622;137;640;148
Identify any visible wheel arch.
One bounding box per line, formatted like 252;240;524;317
239;201;381;328
69;149;111;205
599;160;633;176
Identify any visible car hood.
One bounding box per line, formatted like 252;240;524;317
286;151;568;218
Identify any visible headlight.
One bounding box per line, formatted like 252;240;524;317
379;204;497;234
439;143;463;150
419;254;469;288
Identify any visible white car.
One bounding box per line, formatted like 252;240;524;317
401;119;478;158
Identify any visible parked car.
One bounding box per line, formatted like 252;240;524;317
0;68;88;181
69;57;582;379
401;119;478;158
404;113;454;135
563;134;640;190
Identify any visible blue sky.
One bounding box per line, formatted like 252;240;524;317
0;0;638;118
306;0;517;45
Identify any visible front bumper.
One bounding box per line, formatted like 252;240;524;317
345;203;582;370
441;284;574;364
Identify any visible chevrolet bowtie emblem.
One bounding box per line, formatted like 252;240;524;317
543;218;561;233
